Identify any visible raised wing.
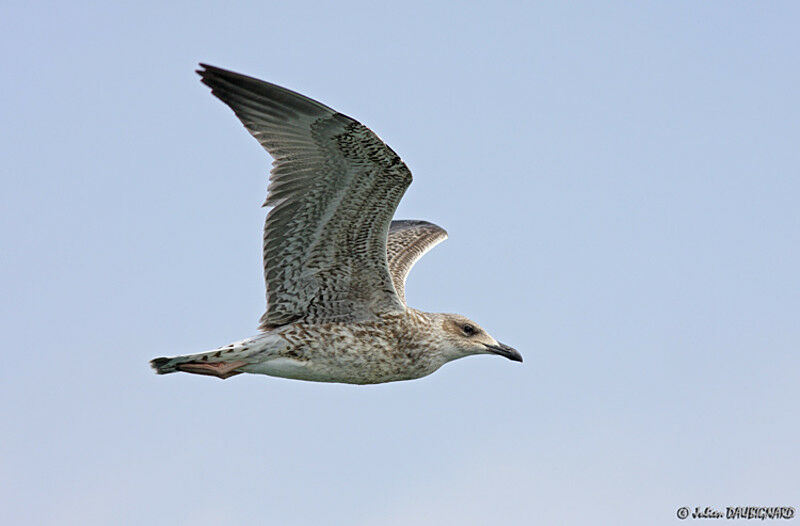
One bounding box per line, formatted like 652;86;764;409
387;220;448;303
198;64;411;328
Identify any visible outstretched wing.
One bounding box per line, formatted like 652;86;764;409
198;64;411;328
386;220;448;304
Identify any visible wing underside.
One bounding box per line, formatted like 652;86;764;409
386;220;448;303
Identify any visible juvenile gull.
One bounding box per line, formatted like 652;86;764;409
150;64;521;384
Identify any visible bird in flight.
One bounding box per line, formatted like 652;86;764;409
150;64;521;384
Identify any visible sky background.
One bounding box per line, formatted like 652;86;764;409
2;1;799;524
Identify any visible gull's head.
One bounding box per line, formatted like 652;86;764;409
434;313;522;363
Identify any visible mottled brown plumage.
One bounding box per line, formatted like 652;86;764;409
149;65;520;384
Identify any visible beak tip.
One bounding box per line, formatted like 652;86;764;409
486;342;523;363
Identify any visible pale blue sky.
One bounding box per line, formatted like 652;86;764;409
2;1;799;525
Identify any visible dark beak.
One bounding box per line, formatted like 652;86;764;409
484;342;523;362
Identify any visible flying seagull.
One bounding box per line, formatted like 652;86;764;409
150;64;521;384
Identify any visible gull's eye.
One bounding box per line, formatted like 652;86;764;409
462;324;477;337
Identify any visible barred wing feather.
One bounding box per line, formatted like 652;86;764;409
198;64;411;328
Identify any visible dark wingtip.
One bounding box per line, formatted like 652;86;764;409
196;63;217;76
193;63;334;116
196;63;223;82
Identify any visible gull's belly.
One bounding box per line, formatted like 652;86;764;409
240;340;437;385
240;357;355;383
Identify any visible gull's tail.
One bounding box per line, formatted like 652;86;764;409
150;356;177;374
149;334;282;380
149;351;234;376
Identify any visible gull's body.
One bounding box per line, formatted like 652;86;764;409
150;65;521;384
